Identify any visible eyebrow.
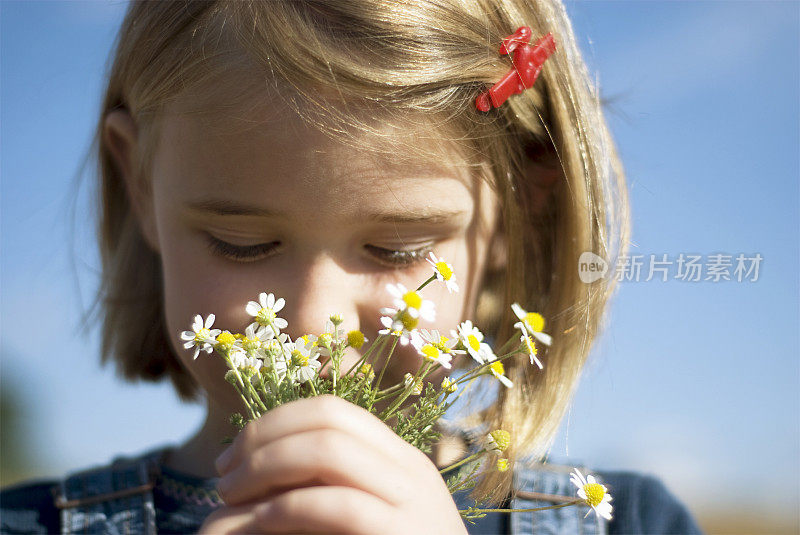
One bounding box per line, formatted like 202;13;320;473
186;199;469;224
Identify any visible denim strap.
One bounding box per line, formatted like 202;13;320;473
54;448;165;535
510;460;608;535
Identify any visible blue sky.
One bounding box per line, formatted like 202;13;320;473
1;0;798;524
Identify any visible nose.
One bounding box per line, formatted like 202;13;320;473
271;252;365;376
277;253;361;337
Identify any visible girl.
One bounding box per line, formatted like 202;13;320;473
1;1;702;534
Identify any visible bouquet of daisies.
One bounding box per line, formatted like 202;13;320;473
179;252;613;523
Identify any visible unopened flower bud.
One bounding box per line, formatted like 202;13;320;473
229;413;246;430
441;377;457;393
487;429;511;453
404;373;423;395
496;458;510;472
224;370;238;385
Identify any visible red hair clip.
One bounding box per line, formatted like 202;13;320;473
475;28;556;112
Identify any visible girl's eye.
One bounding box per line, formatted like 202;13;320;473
205;235;279;262
365;244;434;267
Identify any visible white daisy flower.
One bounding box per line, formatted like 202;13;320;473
180;314;222;359
238;354;263;384
511;303;552;347
409;330;457;369
426;252;459;293
385;283;436;322
570;468;613;520
486;355;513;388
520;334;543;369
410;332;452;369
452;321;495;364
227;346;248;369
241;323;274;356
378;314;415;346
286;338;322;383
245;292;288;334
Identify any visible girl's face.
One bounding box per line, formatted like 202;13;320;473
136;100;499;413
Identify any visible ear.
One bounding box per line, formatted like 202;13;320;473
521;140;562;217
487;208;508;271
103;108;160;252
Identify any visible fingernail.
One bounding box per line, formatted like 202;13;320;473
215;447;234;475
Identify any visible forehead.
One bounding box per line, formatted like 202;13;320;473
153;97;489;211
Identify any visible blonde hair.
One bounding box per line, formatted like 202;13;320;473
95;0;629;504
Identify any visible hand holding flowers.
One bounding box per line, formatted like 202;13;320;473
199;395;469;534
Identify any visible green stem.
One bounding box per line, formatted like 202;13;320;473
494;335;522;357
452;350;523;387
439;449;487;474
416;274;437;291
368;336;399;411
460;500;583;515
379;361;432;421
344;334;388;378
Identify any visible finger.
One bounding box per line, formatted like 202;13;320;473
217;427;414;507
253;485;398;535
217;395;427;475
198;507;258;534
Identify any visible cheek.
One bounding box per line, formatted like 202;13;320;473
156;217;262;373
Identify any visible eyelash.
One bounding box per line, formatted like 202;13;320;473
204;235;433;267
204;235;279;262
365;244;434;267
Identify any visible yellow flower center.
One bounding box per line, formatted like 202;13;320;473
291;349;308;367
400;310;418;330
358;363;374;377
216;331;236;351
525;336;538;355
435;261;453;280
402;291;422;310
490;361;505;376
467;334;481;351
582;483;606;507
435;335;451;352
256;307;277;325
421;344;440;361
524;312;545;332
318;333;333;346
194;328;211;343
347;330;365;349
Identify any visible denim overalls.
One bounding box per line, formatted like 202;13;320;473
51;433;607;535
